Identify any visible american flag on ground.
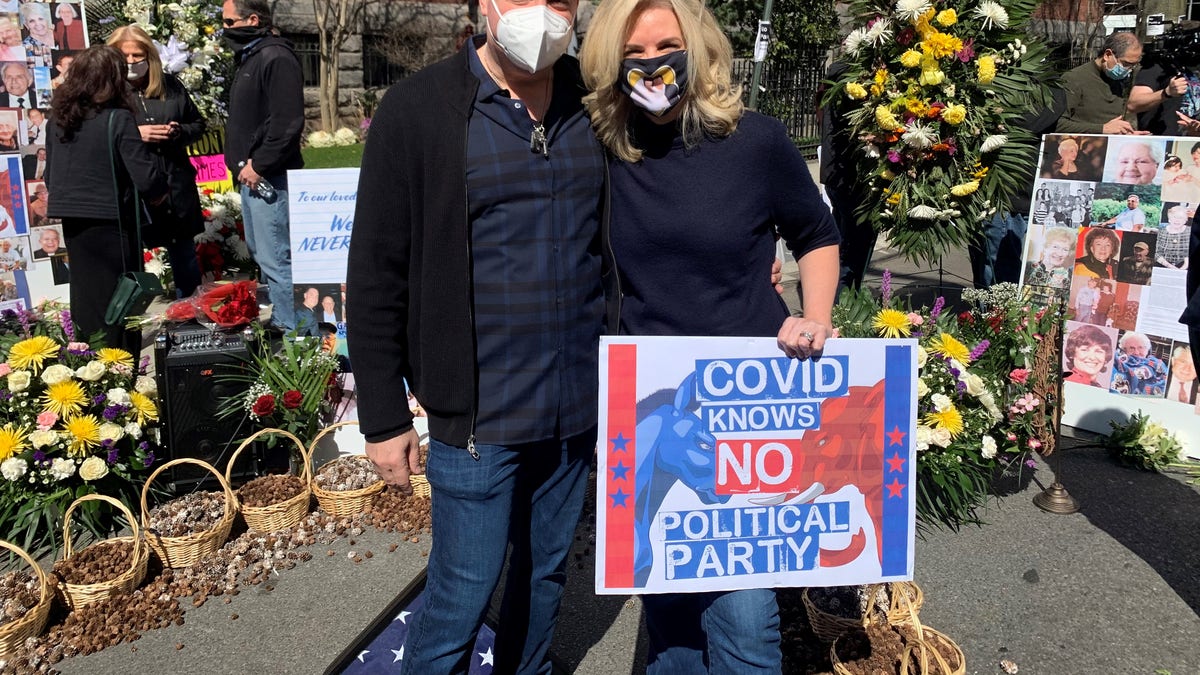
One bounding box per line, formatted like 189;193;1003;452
340;590;496;674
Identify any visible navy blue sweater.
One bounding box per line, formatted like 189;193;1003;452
610;112;840;337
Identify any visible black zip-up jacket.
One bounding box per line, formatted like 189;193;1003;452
135;74;206;245
346;48;616;446
224;35;304;177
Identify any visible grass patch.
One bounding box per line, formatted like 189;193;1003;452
301;143;364;169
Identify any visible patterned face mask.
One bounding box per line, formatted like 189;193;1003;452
619;50;689;116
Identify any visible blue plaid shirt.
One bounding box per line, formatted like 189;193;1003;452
466;44;606;445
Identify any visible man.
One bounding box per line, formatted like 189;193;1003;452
0;62;36;108
1075;277;1100;323
22;146;45;180
347;0;608;670
1100;194;1146;231
1129;32;1199;136
32;225;63;259
297;286;320;335
25;108;45;145
1059;32;1148;135
221;0;304;331
1117;240;1154;284
1110;331;1167;395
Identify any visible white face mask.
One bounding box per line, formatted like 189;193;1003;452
487;0;574;75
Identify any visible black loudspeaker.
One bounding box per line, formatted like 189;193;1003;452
153;326;262;490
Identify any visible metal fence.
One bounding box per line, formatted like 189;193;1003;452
733;44;831;159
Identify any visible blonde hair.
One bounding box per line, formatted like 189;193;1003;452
106;25;165;99
579;0;742;162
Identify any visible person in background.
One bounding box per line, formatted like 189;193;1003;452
107;24;205;298
45;45;169;352
819;60;875;293
221;0;305;332
1129;45;1199;136
50;52;73;88
54;3;85;50
580;0;840;670
1058;32;1147;136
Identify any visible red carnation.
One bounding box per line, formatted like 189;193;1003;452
1009;368;1030;385
282;390;303;409
252;394;276;416
144;251;154;263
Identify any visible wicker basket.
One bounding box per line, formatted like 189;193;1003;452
226;428;312;533
310;422;386;516
140;458;237;568
804;581;925;644
830;599;964;675
0;539;52;658
56;494;149;611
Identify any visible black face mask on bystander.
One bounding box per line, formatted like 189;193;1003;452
222;26;269;52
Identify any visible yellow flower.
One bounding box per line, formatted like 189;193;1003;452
0;423;29;461
973;166;990;180
881;169;897;181
875;106;904;132
920;32;963;59
129;391;159;425
64;415;101;457
873;68;888;86
977;55;996;84
899;50;922;68
919;67;945;86
870;83;884;97
935;9;957;26
929;332;972;364
7;336;59;373
43;380;88;418
845;82;868;100
873;309;913;338
923;406;965;436
905;98;929;116
950;180;980;196
887;191;902;205
941;104;967;125
95;348;135;368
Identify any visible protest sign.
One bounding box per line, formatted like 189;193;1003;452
596;336;917;595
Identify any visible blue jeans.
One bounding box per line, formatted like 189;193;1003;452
240;174;295;330
970;212;1028;288
401;431;592;675
643;589;782;674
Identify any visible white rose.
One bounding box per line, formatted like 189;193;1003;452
916;347;928;368
76;360;107;382
124;423;143;440
79;456;109;481
99;423;125;443
49;457;75;481
981;435;997;459
106;388;131;406
29;429;58;448
40;364;75;386
915;425;933;452
931;393;952;412
916;379;930;399
1;457;27;481
931;427;953;448
979;392;1002;420
7;370;31;392
135;376;157;396
963;373;986;397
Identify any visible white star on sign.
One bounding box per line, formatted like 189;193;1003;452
394;610;411;623
392;647;404;662
479;647;494;666
356;650;369;662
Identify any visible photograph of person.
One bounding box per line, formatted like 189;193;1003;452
31;222;64;258
1039;134;1105;182
0;61;37;107
1166;344;1198;405
1063;322;1117;388
0;269;17;300
1070;275;1102;323
26;181;47;228
293;282;343;336
1106;282;1142;332
1110;331;1168;395
1073;227;1121;279
1174;140;1200;182
21;144;44;179
52;4;84;51
1161;154;1200;203
1091;278;1118;327
0;16;25;62
1030;180;1094;228
0;234;27;271
1102;138;1165;186
1115;233;1155;285
0;108;18;152
1089;182;1162;231
25;107;45;145
19;3;56;61
49;50;72;88
1155;203;1191;270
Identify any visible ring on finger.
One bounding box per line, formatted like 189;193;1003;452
800;331;815;341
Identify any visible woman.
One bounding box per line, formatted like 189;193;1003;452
1073;227;1120;279
1050;138;1079;179
1026;226;1075;292
1161;154;1200;203
0;17;26;61
1156;205;1191;270
20;2;55;66
580;0;840;671
1074;277;1100;324
1063;324;1114;388
53;3;85;50
107;24;205;297
46;45;168;352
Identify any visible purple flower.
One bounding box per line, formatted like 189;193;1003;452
32;450;46;466
881;270;893;305
956;380;967;393
930;296;945;322
948;366;961;378
103;405;123;421
139;441;149;450
969;339;990;361
16;310;31;337
956;38;975;63
93;394;106;405
107;447;120;465
1024;458;1038;468
143;451;156;467
139;356;151;375
60;310;75;341
887;149;902;164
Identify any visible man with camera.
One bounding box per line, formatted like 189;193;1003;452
1130;28;1200;135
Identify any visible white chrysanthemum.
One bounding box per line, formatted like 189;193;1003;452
334;128;359;146
908;204;939;219
865;19;893;46
981;435;997;459
931;393;952;412
107;388;131;406
40;364;75;386
843;28;868;56
145;257;165;276
974;0;1009;29
124;423;143;440
49;457;75;481
1;457;27;481
895;0;932;22
981;134;1008;152
902;122;937;149
29;429;58;448
308;130;335;148
230;236;251;260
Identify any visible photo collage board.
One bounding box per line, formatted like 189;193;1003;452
1021;134;1198;451
0;0;87;313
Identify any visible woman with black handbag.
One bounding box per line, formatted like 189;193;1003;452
108;24;206;298
46;45;169;353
